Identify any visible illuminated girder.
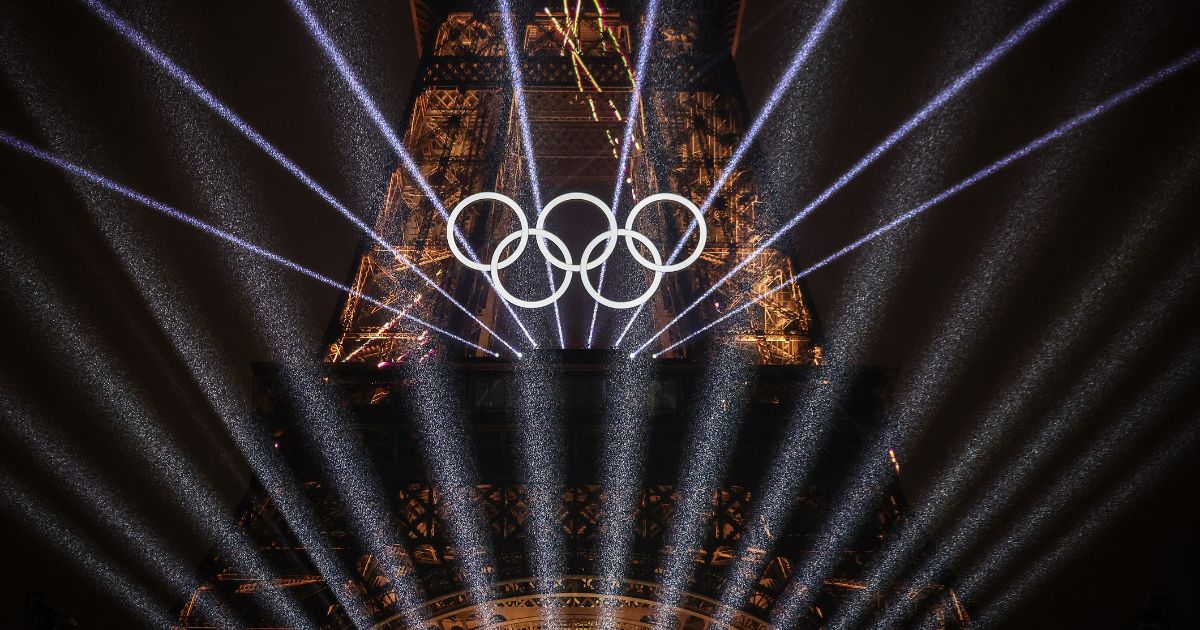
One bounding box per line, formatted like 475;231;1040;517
188;4;963;629
182;357;969;628
327;5;819;364
182;481;969;629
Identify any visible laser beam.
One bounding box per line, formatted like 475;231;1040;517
81;0;518;355
826;137;1200;630
404;358;502;621
856;259;1199;630
943;358;1198;630
611;0;849;348
0;474;182;628
499;0;566;347
621;0;1069;352
645;48;1200;357
268;364;429;627
710;370;854;627
0;219;330;627
973;417;1200;628
0;131;499;357
0;393;251;629
585;0;660;348
512;352;568;628
594;354;656;630
285;0;539;348
651;343;754;630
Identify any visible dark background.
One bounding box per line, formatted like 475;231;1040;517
1;0;1198;627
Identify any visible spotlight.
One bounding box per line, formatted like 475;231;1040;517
285;0;539;348
643;48;1200;356
82;0;519;355
0;132;501;358
585;0;661;348
619;0;1067;351
499;0;565;347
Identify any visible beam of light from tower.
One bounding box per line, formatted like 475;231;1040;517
80;0;518;355
499;0;566;348
972;417;1200;628
644;47;1200;357
584;0;659;348
511;352;568;628
594;354;657;630
0;131;499;357
608;0;843;349
0;474;183;628
4;129;451;624
855;272;1199;630
284;0;539;349
709;369;849;627
404;357;503;622
0;394;251;629
0;218;349;627
651;343;755;630
932;353;1199;630
230;226;432;625
268;366;430;627
619;0;1068;351
826;160;1200;630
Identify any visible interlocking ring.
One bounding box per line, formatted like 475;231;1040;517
447;191;705;309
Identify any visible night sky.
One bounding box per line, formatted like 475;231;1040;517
2;1;1199;628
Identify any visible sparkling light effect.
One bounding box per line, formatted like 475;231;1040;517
512;351;568;628
827;148;1199;630
711;370;846;626
585;0;660;348
646;48;1200;357
0;394;248;629
0;221;325;627
628;0;1069;355
0;474;182;628
81;0;517;355
652;343;754;630
949;356;1198;629
285;0;539;349
612;0;847;349
499;0;566;347
973;419;1200;627
0;132;498;357
857;255;1199;630
405;358;502;621
594;353;656;630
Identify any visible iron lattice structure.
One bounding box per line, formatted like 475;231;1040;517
179;4;968;629
327;2;819;365
182;357;969;629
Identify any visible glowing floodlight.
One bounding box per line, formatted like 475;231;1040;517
447;191;705;309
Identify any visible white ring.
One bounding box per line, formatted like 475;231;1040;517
488;227;573;309
445;190;705;311
448;192;528;272
579;228;664;309
623;192;706;273
535;192;619;271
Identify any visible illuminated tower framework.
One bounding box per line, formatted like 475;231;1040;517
179;4;968;629
327;1;820;365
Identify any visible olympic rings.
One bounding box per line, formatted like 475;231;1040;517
488;228;572;309
580;228;664;309
448;192;528;272
447;191;705;309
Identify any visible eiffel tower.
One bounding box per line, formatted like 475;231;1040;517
326;0;820;364
180;3;967;628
